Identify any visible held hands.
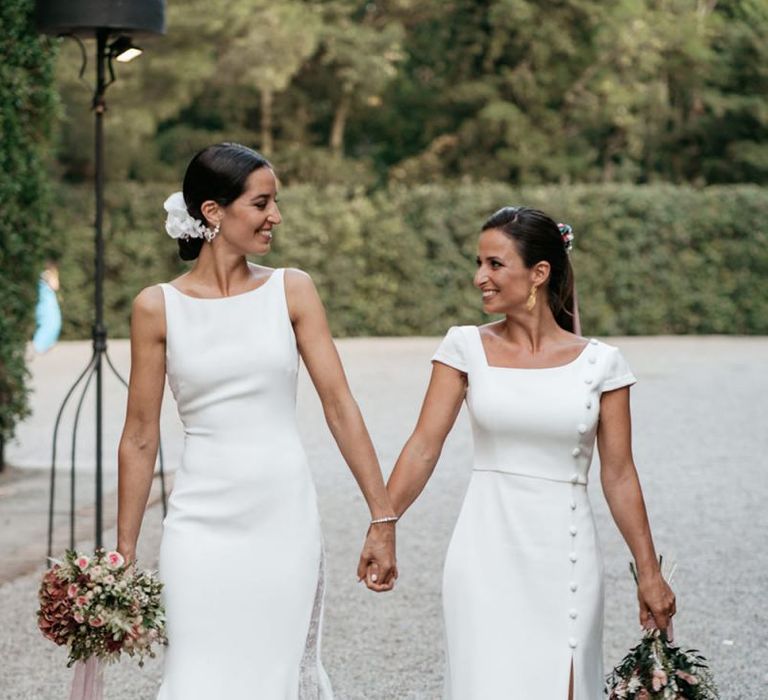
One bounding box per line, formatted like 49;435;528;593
357;520;398;592
637;570;677;639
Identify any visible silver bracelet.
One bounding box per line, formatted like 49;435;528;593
370;515;399;525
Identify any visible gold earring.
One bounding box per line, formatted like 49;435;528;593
525;285;537;311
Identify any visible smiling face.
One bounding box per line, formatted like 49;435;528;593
474;228;550;314
204;167;282;256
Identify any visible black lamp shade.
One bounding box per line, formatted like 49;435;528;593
36;0;165;38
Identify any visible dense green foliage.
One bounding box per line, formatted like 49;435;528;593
0;0;57;445
6;1;765;456
53;182;768;339
53;0;768;187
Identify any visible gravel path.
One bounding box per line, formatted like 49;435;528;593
1;336;766;699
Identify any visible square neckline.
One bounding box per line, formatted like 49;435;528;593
473;326;592;371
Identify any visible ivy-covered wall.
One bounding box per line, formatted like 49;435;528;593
0;0;57;457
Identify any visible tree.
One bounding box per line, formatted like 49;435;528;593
217;1;322;156
316;1;404;155
47;0;768;186
697;0;768;183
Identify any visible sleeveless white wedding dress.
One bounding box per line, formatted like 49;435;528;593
433;326;636;700
156;269;333;699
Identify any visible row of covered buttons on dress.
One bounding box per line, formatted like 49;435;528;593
567;338;599;652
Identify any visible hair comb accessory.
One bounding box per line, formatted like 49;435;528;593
558;222;574;253
164;191;218;242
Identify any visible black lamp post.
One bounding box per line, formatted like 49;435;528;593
37;1;166;557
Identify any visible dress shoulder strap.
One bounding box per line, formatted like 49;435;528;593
156;282;180;332
271;267;285;286
268;268;294;330
156;282;173;310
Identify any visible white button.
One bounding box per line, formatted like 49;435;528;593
569;552;578;562
589;338;598;345
588;356;596;364
570;474;580;484
569;581;578;592
584;377;593;385
585;400;592;409
577;423;587;434
572;447;581;457
569;637;578;649
569;525;577;536
569;609;578;619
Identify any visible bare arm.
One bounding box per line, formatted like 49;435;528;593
285;269;396;589
598;387;676;632
386;362;466;517
116;287;166;563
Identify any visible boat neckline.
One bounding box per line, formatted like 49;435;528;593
164;269;277;301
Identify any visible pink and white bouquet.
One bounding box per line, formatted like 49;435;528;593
38;548;166;698
606;559;718;699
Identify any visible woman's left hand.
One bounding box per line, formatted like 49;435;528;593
637;570;676;638
357;523;397;592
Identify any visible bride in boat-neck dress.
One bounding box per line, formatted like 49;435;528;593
116;143;398;699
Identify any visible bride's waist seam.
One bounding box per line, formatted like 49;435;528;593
471;466;588;485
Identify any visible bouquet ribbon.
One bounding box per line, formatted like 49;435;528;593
69;657;104;700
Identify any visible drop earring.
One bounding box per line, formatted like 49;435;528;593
525;285;537;311
205;222;220;242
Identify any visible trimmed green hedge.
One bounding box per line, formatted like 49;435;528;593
53;182;768;339
0;0;56;446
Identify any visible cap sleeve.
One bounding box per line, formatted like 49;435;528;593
432;326;468;372
601;346;637;392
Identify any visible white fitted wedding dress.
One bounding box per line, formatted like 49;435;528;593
156;269;333;699
433;326;636;700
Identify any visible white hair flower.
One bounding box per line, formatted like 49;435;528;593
163;191;217;241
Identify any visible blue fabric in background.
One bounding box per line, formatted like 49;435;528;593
32;278;62;353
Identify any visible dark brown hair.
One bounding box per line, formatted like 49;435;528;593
482;206;577;332
178;143;271;260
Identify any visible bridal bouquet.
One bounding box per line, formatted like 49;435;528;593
606;627;718;699
38;548;166;699
606;560;718;699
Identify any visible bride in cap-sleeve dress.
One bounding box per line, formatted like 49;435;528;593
383;207;675;699
433;327;633;698
117;143;398;700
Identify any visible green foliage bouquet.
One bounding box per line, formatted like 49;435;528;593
606;560;718;699
606;628;718;699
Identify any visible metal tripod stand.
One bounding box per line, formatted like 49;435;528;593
46;29;167;559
